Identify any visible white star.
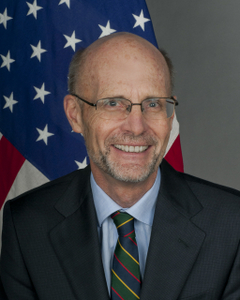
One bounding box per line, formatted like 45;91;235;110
59;0;70;8
36;124;54;145
63;31;81;52
3;92;18;113
0;51;15;71
30;41;47;62
33;83;51;104
132;9;150;31
98;21;116;38
0;8;13;29
75;157;88;169
26;0;43;19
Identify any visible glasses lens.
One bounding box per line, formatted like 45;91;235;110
142;98;175;120
97;98;131;120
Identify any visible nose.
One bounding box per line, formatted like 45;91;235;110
120;104;148;135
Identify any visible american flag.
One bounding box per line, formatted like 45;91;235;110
0;0;183;233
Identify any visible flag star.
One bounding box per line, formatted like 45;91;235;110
36;124;54;145
26;0;43;19
30;41;47;62
3;92;18;113
0;8;13;29
33;83;51;104
132;9;150;31
0;51;15;71
64;31;82;51
59;0;70;8
75;157;88;169
98;21;116;38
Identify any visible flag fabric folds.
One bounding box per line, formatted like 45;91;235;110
0;0;183;224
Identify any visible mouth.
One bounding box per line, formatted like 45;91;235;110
114;144;149;153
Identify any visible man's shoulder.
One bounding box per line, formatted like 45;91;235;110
179;168;240;212
161;159;240;209
183;171;240;197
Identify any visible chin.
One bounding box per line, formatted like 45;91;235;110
103;159;160;183
88;145;166;183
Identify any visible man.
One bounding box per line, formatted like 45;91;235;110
1;32;240;300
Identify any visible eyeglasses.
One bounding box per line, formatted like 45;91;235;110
71;93;178;121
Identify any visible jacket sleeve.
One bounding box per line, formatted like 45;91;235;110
0;201;39;300
221;241;240;299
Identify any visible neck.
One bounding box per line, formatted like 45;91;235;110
91;163;158;208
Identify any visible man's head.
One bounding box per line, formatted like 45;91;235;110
64;32;175;186
67;36;174;96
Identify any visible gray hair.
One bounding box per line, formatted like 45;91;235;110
159;48;174;91
68;48;87;94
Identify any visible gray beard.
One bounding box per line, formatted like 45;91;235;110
98;151;160;183
86;133;166;183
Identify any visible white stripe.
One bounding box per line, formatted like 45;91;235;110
165;114;179;155
5;159;49;201
0;159;49;249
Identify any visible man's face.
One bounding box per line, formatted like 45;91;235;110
76;41;173;184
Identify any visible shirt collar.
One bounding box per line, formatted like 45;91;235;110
91;168;161;227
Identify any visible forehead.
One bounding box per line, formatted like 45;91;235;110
78;35;171;98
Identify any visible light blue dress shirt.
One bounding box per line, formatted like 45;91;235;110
90;169;161;293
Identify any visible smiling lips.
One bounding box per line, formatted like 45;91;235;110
114;144;149;153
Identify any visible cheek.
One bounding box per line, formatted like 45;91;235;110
82;112;116;148
154;120;172;141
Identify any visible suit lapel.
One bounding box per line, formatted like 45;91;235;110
49;167;109;300
141;160;206;300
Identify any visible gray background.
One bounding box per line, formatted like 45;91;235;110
146;0;240;190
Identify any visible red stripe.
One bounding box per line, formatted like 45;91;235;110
111;211;120;219
124;229;134;237
0;136;25;209
111;287;124;300
165;135;184;172
128;237;137;246
114;253;141;283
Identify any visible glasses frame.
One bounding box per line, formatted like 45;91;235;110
71;93;178;118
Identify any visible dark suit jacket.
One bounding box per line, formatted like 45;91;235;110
1;159;240;300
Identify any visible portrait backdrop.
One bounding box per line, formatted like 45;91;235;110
146;0;240;190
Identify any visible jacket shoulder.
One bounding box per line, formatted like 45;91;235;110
161;159;240;213
182;172;240;198
179;169;240;216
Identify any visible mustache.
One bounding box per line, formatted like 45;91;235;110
106;132;158;145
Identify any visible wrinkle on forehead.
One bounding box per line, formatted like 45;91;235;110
76;32;171;97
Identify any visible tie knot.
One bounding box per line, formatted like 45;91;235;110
111;211;135;237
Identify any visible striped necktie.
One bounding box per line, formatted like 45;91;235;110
111;211;141;300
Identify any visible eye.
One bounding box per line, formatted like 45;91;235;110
100;98;127;111
149;102;158;108
103;99;120;107
144;99;163;111
108;100;118;107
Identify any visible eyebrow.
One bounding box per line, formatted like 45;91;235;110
99;95;163;100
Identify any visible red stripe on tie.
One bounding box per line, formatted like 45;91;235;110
0;136;25;209
114;253;141;283
124;229;134;237
128;237;137;246
111;287;124;300
111;211;120;219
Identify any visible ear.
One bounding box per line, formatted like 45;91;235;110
169;95;177;128
64;94;83;133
